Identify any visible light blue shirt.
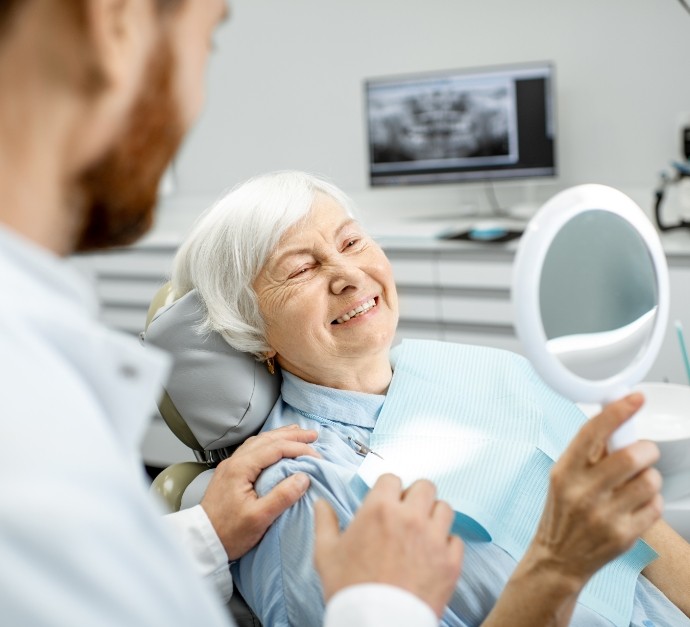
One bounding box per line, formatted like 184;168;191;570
233;367;689;627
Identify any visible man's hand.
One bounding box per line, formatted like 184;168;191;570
314;474;463;619
531;393;663;587
201;424;320;561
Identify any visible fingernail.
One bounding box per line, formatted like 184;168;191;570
294;473;310;492
627;392;644;404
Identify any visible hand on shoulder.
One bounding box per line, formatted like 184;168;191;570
201;424;320;561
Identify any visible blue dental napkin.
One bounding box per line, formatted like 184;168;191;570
353;339;657;627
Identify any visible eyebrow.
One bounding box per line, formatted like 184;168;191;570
271;218;358;268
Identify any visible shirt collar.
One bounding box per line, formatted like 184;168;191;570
0;224;171;451
280;370;386;429
0;224;99;317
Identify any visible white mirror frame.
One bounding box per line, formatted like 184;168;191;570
512;184;670;410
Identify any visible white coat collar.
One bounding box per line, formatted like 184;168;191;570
0;224;171;452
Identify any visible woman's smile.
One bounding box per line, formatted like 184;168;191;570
332;296;378;325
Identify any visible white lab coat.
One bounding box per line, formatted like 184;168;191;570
0;225;435;627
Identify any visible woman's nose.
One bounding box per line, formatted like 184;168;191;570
329;261;365;294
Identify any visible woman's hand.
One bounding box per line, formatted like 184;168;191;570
314;474;464;618
483;393;663;627
531;392;663;587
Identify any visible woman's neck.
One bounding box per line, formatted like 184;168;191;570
278;351;393;395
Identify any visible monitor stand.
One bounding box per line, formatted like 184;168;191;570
501;201;540;221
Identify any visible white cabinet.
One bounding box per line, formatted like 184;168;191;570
71;244;176;335
384;241;520;353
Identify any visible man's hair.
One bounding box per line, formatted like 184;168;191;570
0;0;186;39
0;0;187;94
157;0;186;10
0;0;25;37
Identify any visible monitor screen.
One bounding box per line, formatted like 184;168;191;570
365;62;556;187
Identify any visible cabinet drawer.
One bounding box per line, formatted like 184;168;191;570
75;249;175;279
97;278;165;309
438;259;512;289
441;291;514;326
102;307;148;335
388;252;436;287
397;288;439;323
395;322;444;343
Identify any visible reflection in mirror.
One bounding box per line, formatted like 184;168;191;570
539;210;658;381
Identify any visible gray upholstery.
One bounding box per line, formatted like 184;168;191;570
143;289;281;454
143;286;269;627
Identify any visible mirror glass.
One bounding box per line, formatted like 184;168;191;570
540;210;658;381
512;184;670;449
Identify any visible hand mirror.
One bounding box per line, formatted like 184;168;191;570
512;184;670;450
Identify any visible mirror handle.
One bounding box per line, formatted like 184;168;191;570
603;386;638;452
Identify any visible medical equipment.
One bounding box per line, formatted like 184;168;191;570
143;285;280;470
142;283;279;626
348;436;383;459
654;160;690;232
364;62;556;189
675;320;690;385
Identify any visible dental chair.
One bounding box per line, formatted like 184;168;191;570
141;282;281;626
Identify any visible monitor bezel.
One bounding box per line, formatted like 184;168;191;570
364;61;557;187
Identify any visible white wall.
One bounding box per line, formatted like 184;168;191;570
155;0;690;233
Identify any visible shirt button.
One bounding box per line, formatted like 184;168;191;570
119;364;139;379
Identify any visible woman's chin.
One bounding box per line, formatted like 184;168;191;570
332;327;396;357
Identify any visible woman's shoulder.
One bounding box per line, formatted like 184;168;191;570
253;441;362;516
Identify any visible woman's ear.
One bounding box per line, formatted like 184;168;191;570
265;350;277;359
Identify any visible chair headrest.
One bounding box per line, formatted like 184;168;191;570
143;286;281;453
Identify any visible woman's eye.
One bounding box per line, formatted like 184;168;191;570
288;267;311;279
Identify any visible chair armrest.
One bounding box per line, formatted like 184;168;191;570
151;461;210;513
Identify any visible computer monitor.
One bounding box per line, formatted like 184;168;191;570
365;62;556;187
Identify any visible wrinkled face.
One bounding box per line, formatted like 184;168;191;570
74;0;228;251
253;195;399;381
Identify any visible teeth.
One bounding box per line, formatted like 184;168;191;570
334;298;377;324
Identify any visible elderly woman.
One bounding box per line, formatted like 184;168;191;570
171;171;690;627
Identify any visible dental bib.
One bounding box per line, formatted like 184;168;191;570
353;339;657;627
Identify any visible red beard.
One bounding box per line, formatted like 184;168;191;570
74;38;183;252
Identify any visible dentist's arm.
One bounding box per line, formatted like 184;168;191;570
483;393;663;627
166;425;320;601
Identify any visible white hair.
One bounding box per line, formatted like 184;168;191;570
171;170;357;359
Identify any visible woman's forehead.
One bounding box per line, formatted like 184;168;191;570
279;195;354;244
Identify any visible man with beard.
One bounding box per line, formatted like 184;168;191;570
0;1;461;626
